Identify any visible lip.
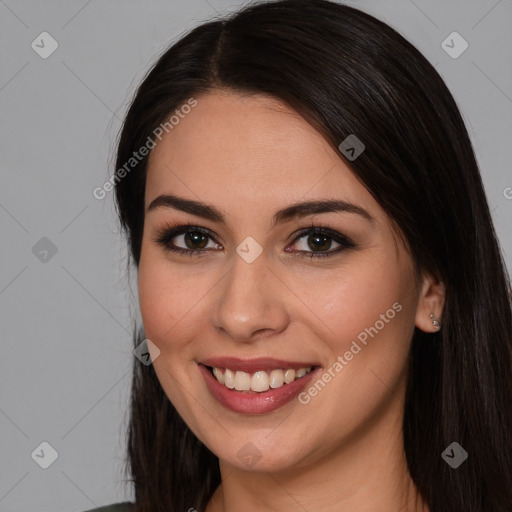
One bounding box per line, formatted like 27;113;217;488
198;362;321;414
200;356;319;374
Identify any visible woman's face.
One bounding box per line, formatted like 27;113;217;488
138;90;431;472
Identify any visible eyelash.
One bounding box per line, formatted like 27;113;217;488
152;222;356;259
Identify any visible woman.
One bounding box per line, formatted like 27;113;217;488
85;0;512;510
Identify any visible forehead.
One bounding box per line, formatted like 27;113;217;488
145;91;374;218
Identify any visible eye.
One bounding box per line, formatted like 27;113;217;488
287;226;356;258
153;223;356;259
153;225;222;257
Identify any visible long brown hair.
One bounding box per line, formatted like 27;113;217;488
114;1;512;510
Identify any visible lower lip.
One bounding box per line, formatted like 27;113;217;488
198;364;320;414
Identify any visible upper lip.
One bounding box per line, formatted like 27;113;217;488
200;357;319;373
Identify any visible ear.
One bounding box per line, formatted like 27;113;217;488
414;271;446;333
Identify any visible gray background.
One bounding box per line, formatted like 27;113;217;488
1;0;511;511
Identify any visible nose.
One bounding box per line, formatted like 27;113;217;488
212;250;290;343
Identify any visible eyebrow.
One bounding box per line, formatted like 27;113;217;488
147;194;374;226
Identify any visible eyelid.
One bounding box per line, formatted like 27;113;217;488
152;221;356;258
288;223;354;245
152;223;222;251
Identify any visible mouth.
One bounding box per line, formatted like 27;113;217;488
204;365;315;393
198;357;321;414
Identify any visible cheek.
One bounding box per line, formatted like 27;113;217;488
302;254;418;413
290;254;416;441
308;251;413;349
137;245;225;365
137;247;196;350
137;248;207;425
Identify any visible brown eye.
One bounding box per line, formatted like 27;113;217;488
154;225;222;257
306;233;334;252
154;224;356;259
182;231;209;250
288;227;356;258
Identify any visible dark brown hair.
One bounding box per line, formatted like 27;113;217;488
114;1;512;510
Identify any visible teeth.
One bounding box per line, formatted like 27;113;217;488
211;366;313;393
251;371;269;392
234;371;251;391
269;369;284;388
212;367;224;384
284;369;295;383
224;369;235;389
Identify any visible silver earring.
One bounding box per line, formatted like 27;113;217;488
430;313;441;328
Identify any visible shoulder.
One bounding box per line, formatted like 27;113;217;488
82;502;135;512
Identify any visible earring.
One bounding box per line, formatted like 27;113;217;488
430;313;441;329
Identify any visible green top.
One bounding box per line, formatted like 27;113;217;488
82;502;134;512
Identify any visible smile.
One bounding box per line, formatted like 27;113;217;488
198;357;321;414
210;366;313;393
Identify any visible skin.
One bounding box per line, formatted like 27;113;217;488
137;90;445;512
